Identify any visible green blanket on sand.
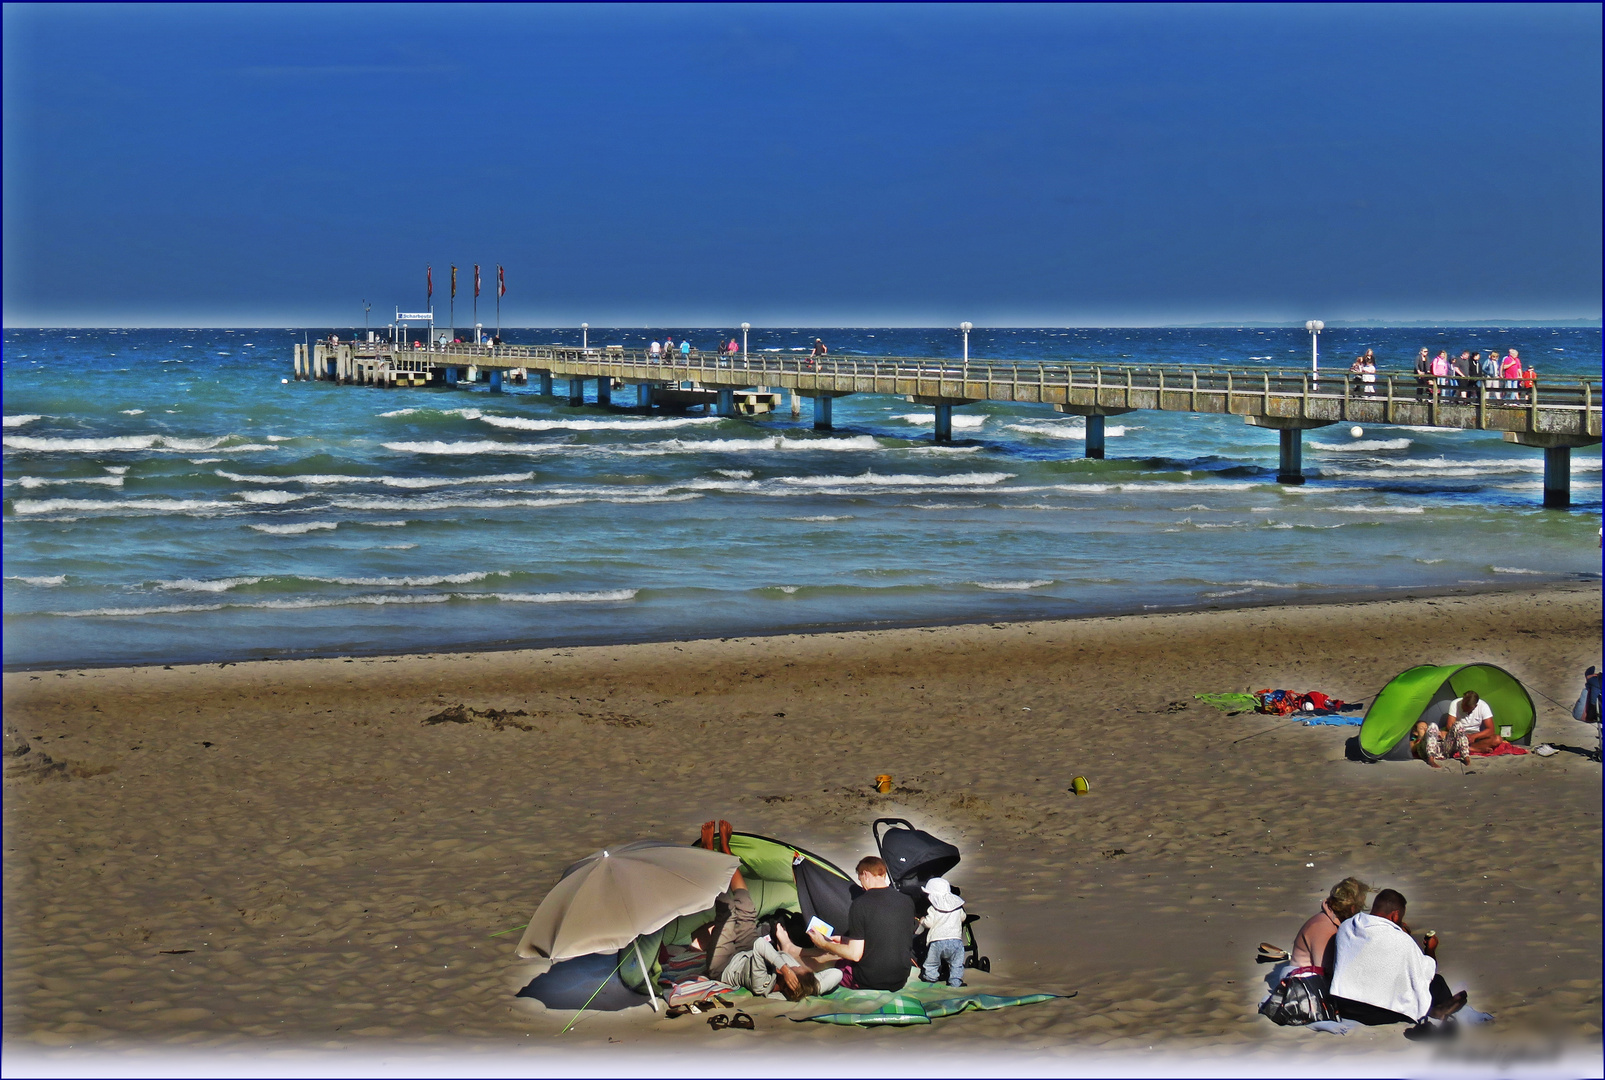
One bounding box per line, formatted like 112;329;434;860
1195;692;1258;714
792;980;1064;1026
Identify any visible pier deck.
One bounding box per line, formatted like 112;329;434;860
296;341;1601;506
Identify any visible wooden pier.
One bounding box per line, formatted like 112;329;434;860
293;340;1602;507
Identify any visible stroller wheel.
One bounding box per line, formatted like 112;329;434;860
976;956;991;973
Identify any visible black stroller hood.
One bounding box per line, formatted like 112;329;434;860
873;818;961;890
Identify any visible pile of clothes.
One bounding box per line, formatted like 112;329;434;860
1253;689;1363;716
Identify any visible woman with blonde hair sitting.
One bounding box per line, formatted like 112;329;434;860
1291;877;1370;978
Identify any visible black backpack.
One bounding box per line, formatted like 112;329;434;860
1260;969;1338;1026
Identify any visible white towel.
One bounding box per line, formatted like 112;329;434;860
1328;913;1437;1021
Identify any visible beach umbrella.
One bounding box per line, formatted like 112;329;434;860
515;840;738;1010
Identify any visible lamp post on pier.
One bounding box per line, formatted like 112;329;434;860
960;322;972;363
741;322;750;363
1305;320;1323;378
363;299;370;337
582;323;589;350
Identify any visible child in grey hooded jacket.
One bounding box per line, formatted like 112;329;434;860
918;877;967;986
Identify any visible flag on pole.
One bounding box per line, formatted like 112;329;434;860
498;266;506;298
450;266;458;300
474;265;481;299
427;266;433;301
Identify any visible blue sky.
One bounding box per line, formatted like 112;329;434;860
3;3;1600;327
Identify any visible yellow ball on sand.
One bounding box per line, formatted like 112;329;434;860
1350;426;1364;438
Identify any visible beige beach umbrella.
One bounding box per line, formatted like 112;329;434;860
515;840;737;1007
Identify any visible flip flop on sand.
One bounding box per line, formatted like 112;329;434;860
729;1011;755;1030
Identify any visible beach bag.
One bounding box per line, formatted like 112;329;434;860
1259;968;1336;1026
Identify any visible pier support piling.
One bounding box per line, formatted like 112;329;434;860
933;404;953;443
717;388;736;417
1277;428;1304;485
537;371;553;397
1244;416;1334;486
1085;414;1106;459
638;383;654;409
813;395;833;430
1544;446;1571;508
489;369;503;394
444;366;458;388
597;378;612;407
567;378;585;407
791;391;801;419
1504;432;1599;509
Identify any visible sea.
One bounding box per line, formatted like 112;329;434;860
3;326;1600;670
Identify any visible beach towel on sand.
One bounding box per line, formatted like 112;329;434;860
792;980;1062;1026
1470;740;1527;758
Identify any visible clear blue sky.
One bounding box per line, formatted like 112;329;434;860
3;3;1600;327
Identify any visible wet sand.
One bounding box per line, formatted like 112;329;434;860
4;584;1600;1071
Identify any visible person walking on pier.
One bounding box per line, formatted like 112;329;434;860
1430;350;1449;398
1479;349;1502;400
1414;348;1433;401
1502;349;1523;400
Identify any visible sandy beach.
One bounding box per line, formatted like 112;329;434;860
4;584;1600;1072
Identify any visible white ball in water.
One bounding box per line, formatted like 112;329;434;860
1349;426;1364;438
281;378;289;384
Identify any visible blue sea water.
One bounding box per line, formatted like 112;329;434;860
3;326;1600;669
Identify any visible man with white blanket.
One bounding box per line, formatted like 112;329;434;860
1328;889;1466;1026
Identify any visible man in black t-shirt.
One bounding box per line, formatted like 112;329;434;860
808;855;916;991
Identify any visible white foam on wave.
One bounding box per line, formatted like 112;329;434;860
790;514;853;522
3;434;275;454
11;497;235;515
328;495;584;512
235;490;305;504
973;579;1053;590
487;589;637;604
382;440;559;456
1491;566;1546;575
120;409;145;416
379;408;419;417
716;469;753;479
156;576;263;592
364;520;408;527
6;574;66;586
1004;420;1130;440
479;413;719;432
3;415;43;428
1204;587;1256;599
380;472;535;489
219;470;360;485
905;445;983;454
893;413;988;429
248;521;338;535
777;470;1013;489
9;475;124;489
1309;438;1412;452
330;571;504;587
1324;505;1427;514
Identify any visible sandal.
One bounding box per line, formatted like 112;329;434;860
707;1013;730;1030
665;1004;692;1019
729;1011;755;1030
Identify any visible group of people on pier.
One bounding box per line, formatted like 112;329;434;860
1408;346;1534;402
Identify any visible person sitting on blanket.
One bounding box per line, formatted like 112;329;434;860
1411;690;1500;766
1290;876;1369;979
720;911;843;1001
808;855;917;991
1328;888;1469;1027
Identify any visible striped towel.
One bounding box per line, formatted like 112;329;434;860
658;943;709;985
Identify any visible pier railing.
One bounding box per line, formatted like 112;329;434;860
333;341;1600;439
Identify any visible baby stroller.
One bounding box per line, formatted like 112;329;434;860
873;817;990;973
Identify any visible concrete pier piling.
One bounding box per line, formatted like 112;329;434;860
567;377;585;407
933;404;953;442
538;371;553;397
596;378;612;407
813;395;833;430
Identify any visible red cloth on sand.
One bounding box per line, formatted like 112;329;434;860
1471;740;1527;757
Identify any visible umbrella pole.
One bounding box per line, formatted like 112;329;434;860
633;940;661;1012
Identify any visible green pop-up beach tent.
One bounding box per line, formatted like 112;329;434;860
1358;663;1536;761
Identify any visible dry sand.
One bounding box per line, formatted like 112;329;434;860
4;584;1601;1073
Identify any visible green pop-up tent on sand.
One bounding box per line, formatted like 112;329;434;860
1358;663;1536;762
